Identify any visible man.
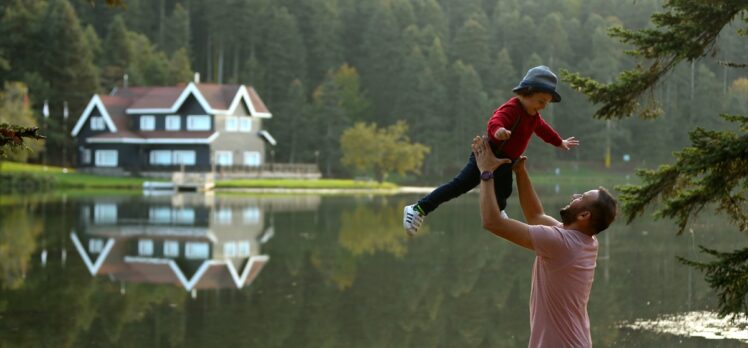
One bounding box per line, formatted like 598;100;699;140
471;135;617;348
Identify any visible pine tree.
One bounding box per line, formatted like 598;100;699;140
101;15;133;89
312;71;350;177
451;18;491;83
261;6;306;108
162;3;189;55
562;0;748;317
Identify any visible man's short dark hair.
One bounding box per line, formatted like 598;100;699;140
588;187;617;234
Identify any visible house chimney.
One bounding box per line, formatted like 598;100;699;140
194;72;200;84
123;73;129;88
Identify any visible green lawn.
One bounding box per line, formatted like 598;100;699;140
0;161;154;189
216;178;397;190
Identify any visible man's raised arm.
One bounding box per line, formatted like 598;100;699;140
473;136;534;251
513;156;561;227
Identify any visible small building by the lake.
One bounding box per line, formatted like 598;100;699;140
70;80;276;175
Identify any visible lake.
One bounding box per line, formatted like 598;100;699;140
0;185;746;347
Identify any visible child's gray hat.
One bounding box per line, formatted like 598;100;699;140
512;65;562;102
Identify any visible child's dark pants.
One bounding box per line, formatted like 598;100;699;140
417;152;515;215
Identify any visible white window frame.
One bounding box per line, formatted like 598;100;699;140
215;151;233;166
185;242;209;259
90;116;106;130
163;240;180;257
150;150;172;165
174;208;195;224
95;150;118;167
243;151;261;167
140;115;155;131
88;238;105;254
238;241;251;257
223;242;237;258
243;207;260;224
215;208;232;225
138;239;154;256
94;203;117;224
173;150;196;166
239;117;252;132
187;115;211;131
165;115;181;131
225;116;238;132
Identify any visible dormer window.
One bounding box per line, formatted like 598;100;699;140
239;117;252;132
226;116;238;131
187;115;211;131
140;115;155;131
90;116;106;130
165;115;181;131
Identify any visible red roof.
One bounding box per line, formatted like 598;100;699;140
77;82;271;139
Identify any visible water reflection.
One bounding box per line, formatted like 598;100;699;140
2;190;748;347
69;194;320;293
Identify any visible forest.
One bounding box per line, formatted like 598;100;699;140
1;0;746;181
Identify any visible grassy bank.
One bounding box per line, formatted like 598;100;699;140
0;161;153;189
0;162;398;191
216;178;396;190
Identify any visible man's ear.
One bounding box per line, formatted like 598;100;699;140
578;210;591;222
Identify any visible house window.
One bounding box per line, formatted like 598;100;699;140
185;242;209;259
225;116;238;131
173;150;196;166
239;117;252;132
140;115;155;131
215;151;233;166
95;150;118;167
90;116;106;130
223;242;237;257
94;203;117;224
138;239;154;256
174;208;195;224
187;115;211;130
165;115;181;131
238;241;250;257
150;150;172;165
215;208;232;225
80;148;91;164
243;151;261;167
88;239;104;254
149;207;172;223
163;240;180;257
243;207;260;224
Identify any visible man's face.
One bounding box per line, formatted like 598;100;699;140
524;92;553;114
560;190;599;225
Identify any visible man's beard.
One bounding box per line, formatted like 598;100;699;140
560;205;580;225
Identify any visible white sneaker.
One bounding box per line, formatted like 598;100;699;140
500;210;508;219
403;204;425;236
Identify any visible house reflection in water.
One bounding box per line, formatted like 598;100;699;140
70;194;317;293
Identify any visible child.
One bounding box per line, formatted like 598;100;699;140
403;66;579;236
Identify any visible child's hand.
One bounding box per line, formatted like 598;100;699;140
494;127;511;140
560;137;579;150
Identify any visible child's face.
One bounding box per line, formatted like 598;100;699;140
521;92;553;114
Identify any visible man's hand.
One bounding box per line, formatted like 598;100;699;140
472;135;511;172
512;155;528;173
559;136;580;150
494;127;511;140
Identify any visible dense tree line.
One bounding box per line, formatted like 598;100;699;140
0;0;746;181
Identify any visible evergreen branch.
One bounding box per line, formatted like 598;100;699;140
679;246;748;317
718;60;748;68
616;115;748;233
561;1;747;119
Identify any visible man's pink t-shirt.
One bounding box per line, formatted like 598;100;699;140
528;224;598;348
